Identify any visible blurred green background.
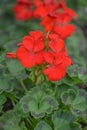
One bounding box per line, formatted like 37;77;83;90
0;0;87;72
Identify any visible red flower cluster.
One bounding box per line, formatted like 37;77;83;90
7;31;73;81
39;0;77;39
43;34;73;80
13;0;77;38
13;0;58;21
7;0;77;81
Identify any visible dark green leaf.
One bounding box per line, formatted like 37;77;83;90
52;110;81;130
34;121;52;130
6;59;27;79
20;87;58;118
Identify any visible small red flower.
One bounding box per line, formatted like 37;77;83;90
16;31;45;68
13;2;33;21
41;13;76;39
41;15;56;31
6;52;16;59
34;2;58;18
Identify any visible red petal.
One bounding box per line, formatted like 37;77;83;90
29;31;43;40
44;52;54;64
34;40;44;52
21;55;36;68
49;39;65;52
54;24;76;39
16;46;36;68
54;52;65;65
63;56;73;67
22;36;34;51
43;65;66;81
61;24;76;39
64;8;77;20
48;34;59;40
35;51;44;64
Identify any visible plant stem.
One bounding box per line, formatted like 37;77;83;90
54;85;58;97
26;118;33;127
20;80;28;92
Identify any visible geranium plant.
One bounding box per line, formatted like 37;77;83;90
0;0;87;130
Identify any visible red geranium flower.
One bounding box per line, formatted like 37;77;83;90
41;12;76;39
13;2;33;21
43;50;73;81
41;15;56;31
16;31;45;68
34;1;58;18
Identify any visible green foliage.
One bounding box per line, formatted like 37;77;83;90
61;89;87;112
52;110;82;130
20;87;58;118
0;0;87;129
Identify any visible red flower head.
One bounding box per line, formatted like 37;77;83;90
41;15;56;31
13;1;33;21
16;31;45;68
42;33;73;81
34;0;58;18
8;0;76;82
43;50;73;81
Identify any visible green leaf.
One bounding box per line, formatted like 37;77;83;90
61;89;87;112
55;83;77;100
0;94;7;112
20;87;58;118
61;89;77;105
0;76;14;93
77;67;87;83
67;65;87;84
62;74;82;86
70;122;82;130
20;122;27;130
52;110;82;130
34;121;52;130
6;59;27;79
66;28;87;66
